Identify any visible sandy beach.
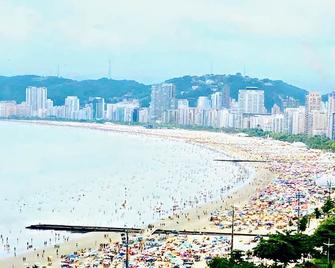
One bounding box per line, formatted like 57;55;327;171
0;120;333;268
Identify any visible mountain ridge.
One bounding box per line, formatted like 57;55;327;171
0;73;325;110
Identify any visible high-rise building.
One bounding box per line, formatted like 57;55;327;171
229;99;241;128
327;92;335;139
132;108;139;123
149;83;176;121
78;104;93;121
138;108;149;123
222;85;230;108
65;96;80;120
25;86;47;117
272;114;285;133
105;103;117;121
197;96;211;110
332;113;335;140
208;109;221;128
305;91;321;112
310;110;327;136
211;92;223;109
91;97;105;120
162;109;178;124
217;109;230;128
305;91;321;134
46;99;54;117
194;108;207;126
105;100;139;122
177;108;189;126
238;87;266;114
284;107;305;134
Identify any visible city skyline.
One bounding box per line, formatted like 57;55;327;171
1;84;334;140
0;0;334;92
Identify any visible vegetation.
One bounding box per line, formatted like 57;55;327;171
322;198;335;215
167;73;308;109
208;257;259;268
208;198;335;268
253;232;315;267
312;215;335;261
240;129;335;153
0;73;309;110
155;125;335;153
299;215;309;232
208;250;260;268
0;75;151;106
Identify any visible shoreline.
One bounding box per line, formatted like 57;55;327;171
0;120;278;267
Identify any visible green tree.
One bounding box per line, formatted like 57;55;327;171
208;257;259;268
322;198;335;215
312;215;335;260
299;215;309;232
254;236;296;267
253;232;314;267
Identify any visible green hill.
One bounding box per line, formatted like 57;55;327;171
0;75;151;106
0;73;310;110
166;73;308;109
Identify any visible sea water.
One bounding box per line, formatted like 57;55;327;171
0;121;253;257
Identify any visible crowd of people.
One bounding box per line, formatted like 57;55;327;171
1;123;334;267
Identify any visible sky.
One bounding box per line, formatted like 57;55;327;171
0;0;334;92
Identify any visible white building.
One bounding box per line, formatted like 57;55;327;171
177;108;189;125
305;91;321;135
272;114;285;133
16;102;30;118
285;107;305;134
194;109;207;126
291;107;306;134
211;92;223;109
105;100;139;122
138;108;149;123
217;109;230;128
249;115;273;131
327;92;335;139
238;88;266;114
49;106;66;119
25;86;48;117
310;110;328;136
197;96;211;110
65;96;80;120
0;101;16;118
149;83;176;121
207;109;219;128
78;105;93;121
162;109;178;124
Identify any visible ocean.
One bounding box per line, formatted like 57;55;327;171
0;121;252;257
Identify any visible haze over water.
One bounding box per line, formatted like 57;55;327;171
0;121;252;257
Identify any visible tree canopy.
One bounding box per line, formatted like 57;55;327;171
253;232;314;267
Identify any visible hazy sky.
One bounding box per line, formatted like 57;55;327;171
0;0;334;92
